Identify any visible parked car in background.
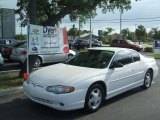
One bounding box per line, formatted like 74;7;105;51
68;39;76;46
10;42;76;67
2;41;26;60
74;39;85;50
74;39;102;50
0;53;4;66
23;47;158;112
110;39;143;52
68;39;76;49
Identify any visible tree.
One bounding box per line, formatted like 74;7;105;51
127;32;134;40
150;28;160;39
16;0;133;27
19;0;38;78
121;28;129;39
68;24;79;38
103;27;114;43
67;24;90;38
103;27;114;36
135;25;146;40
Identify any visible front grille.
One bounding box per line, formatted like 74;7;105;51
26;90;53;104
32;96;53;104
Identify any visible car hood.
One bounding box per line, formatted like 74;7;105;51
29;63;106;86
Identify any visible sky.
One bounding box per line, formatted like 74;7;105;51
1;0;160;35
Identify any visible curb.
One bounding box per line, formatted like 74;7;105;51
0;87;23;97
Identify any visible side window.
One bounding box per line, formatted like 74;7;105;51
132;51;140;62
120;40;127;44
112;40;118;44
112;51;133;65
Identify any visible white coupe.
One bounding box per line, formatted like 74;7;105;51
23;47;158;112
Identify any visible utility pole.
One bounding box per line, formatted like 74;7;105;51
89;15;92;48
20;23;23;35
134;24;137;42
120;8;122;39
79;18;80;39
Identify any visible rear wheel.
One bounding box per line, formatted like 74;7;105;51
34;57;42;68
84;84;104;112
142;70;153;89
67;54;73;60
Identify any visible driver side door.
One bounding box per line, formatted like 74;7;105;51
107;50;136;98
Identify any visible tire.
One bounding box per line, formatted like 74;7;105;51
142;70;153;89
67;54;73;60
34;57;42;68
84;84;105;112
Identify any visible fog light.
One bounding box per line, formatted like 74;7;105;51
60;103;64;106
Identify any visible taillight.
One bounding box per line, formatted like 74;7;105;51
21;50;27;55
6;48;12;52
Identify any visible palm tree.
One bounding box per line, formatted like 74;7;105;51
106;28;114;35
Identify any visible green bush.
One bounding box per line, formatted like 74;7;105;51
15;34;27;41
144;47;153;52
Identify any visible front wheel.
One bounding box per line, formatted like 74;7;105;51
84;84;104;112
142;70;153;89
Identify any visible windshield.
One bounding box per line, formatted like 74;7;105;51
127;40;134;44
66;50;115;69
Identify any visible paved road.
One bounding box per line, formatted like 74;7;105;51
0;59;160;120
0;60;59;72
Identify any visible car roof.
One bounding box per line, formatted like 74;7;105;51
88;47;132;53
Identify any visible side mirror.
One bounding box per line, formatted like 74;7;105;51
110;62;123;69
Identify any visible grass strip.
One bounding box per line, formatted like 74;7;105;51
0;71;23;89
147;53;160;59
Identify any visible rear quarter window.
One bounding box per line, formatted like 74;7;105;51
131;51;140;62
18;43;27;48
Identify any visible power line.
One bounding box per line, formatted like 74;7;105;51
62;19;160;24
62;16;160;23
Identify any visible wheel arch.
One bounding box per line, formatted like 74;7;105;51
87;81;107;99
148;68;153;80
37;55;43;64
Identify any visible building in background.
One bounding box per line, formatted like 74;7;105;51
0;8;15;39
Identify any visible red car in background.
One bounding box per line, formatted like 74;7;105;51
110;39;143;52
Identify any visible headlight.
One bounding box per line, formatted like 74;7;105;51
139;45;142;48
46;85;75;94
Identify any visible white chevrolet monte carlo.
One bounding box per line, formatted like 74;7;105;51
23;47;158;112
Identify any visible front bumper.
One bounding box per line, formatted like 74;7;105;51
23;81;86;111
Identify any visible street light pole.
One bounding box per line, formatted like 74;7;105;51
120;9;122;39
134;24;137;42
79;18;80;39
89;15;92;48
